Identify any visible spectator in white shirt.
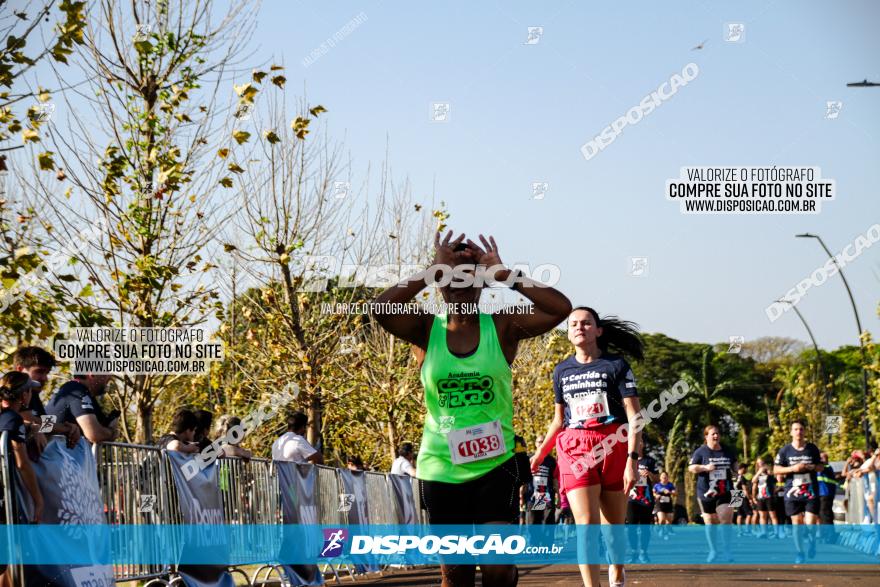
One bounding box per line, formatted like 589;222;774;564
272;411;322;464
391;442;416;476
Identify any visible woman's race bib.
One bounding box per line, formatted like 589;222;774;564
659;495;671;503
447;419;506;465
568;391;609;425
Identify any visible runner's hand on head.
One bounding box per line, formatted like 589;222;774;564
466;235;503;268
433;230;467;267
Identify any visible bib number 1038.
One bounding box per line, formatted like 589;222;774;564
448;420;506;465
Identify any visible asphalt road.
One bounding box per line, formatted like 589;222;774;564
351;564;880;586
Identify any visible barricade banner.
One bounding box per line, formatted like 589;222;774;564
19;437;115;587
337;469;369;524
276;462;324;585
164;451;234;587
337;469;379;572
389;474;417;524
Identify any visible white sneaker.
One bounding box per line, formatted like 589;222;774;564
609;564;626;587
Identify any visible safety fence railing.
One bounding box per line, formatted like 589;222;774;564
0;436;422;586
838;473;879;556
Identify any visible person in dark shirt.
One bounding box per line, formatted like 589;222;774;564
816;451;839;543
0;372;43;523
689;424;736;562
45;374;118;444
193;409;214;451
12;346;80;449
733;463;754;536
625;443;658;563
774;420;821;563
529;434;557;524
751;457;779;538
531;307;644;587
653;471;676;539
156;409;200;453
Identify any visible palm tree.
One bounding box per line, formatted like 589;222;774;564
664;346;759;520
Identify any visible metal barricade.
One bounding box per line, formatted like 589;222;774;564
1;431;24;587
365;472;395;524
10;437;424;584
410;475;429;524
845;477;867;524
217;456;280;566
94;441;173;584
315;464;343;525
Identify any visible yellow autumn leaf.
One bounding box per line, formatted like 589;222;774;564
233;83;258;103
217;148;229;159
232;130;250;145
22;128;39;143
37;152;55;170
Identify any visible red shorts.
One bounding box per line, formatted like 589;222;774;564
556;425;627;492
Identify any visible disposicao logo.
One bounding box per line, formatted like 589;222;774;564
320;528;348;558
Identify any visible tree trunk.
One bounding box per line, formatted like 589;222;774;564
136;399;153;444
685;465;698;522
387;419;397;465
741;425;751;462
307;385;323;452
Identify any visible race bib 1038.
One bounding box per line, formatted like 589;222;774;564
447;419;506;465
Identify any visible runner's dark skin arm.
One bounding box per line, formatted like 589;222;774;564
372;231;572;365
371;231;470;350
465;235;572;349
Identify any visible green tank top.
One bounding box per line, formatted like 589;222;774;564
416;312;514;483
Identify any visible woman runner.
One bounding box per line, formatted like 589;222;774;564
751;457;778;538
531;306;644;587
653;471;676;539
372;231;571;587
688;425;737;562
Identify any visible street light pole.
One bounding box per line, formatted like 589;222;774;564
777;299;829;440
796;232;872;449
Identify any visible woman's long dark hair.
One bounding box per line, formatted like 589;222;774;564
572;306;644;361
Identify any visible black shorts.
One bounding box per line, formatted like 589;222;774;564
529;505;556;525
626;501;654;524
784;498;820;517
699;493;731;515
755;498;773;512
656;500;674;514
737;499;753;516
419;455;522;524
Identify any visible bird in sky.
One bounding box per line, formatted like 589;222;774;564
846;79;880;87
691;39;708;50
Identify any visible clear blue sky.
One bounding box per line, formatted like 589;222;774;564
248;0;879;350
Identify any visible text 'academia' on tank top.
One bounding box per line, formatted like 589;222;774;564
417;312;514;483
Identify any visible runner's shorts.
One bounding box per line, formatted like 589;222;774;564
556;424;627;492
626;501;654;524
699;492;732;515
784;498;820;517
657;500;674;514
755;497;773;512
419;455;522;524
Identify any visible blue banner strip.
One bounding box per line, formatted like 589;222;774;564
2;524;879;565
